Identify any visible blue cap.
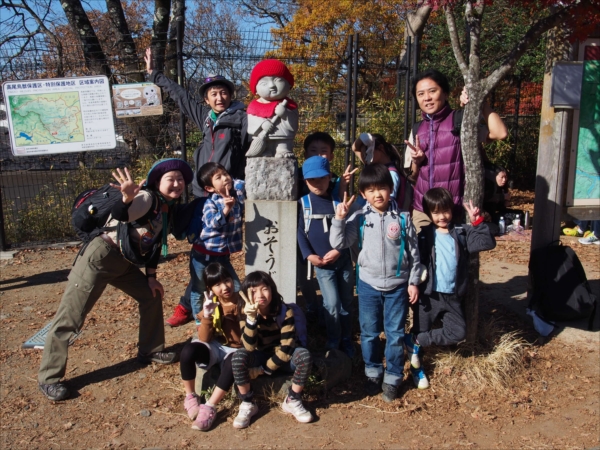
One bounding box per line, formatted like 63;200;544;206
302;156;330;179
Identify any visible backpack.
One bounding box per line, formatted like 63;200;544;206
528;242;597;329
300;194;341;234
71;184;160;264
356;210;407;282
411;109;464;140
174;196;208;243
276;303;308;348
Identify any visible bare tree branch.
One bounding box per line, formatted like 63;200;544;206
238;0;295;28
444;4;468;77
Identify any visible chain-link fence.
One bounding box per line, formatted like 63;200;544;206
0;28;541;249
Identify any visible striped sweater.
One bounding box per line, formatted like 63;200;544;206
241;307;296;372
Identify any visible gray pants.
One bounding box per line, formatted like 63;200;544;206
412;291;466;347
38;237;165;385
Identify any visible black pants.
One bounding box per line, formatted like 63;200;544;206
412;292;466;347
230;348;312;387
179;341;235;392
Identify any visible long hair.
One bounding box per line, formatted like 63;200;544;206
203;262;234;294
241;271;283;316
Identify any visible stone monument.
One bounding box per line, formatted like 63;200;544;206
244;60;298;303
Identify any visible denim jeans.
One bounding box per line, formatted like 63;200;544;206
189;249;241;324
314;251;354;349
357;279;408;386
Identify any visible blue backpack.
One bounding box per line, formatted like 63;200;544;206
300;194;341;234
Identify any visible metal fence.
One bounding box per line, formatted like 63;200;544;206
0;29;542;249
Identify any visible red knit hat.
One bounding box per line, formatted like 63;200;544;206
249;59;294;94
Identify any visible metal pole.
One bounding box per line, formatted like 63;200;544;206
395;55;401;100
403;36;412;143
344;35;354;174
411;35;419;126
510;74;521;173
0;183;8;250
350;32;359;196
176;15;188;202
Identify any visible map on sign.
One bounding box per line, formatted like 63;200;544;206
9;92;85;147
3;75;116;156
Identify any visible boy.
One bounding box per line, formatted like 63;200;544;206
297;156;354;357
189;163;245;327
145;48;250;326
405;187;496;389
330;164;421;402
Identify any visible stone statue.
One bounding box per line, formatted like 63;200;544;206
246;59;298;159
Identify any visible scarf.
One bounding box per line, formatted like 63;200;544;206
247;98;298;118
157;194;175;258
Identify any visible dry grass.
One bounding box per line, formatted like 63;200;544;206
432;331;530;392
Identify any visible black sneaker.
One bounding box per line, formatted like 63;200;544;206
39;382;69;401
381;382;398;403
137;351;177;365
364;377;382;396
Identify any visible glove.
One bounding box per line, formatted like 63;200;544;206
248;367;264;380
240;290;258;321
203;292;219;318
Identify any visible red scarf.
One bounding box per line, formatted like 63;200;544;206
247;98;298;118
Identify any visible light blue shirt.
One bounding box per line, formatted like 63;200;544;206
433;230;456;294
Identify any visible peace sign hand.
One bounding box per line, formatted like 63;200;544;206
110;167;145;204
464;200;481;224
202;291;219;318
404;135;425;166
335;191;356;220
222;185;235;215
144;48;154;74
240;289;258;321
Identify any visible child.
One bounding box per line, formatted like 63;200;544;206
352;133;411;210
330;164;422;403
230;271;313;428
179;263;244;431
406;187;496;389
189;162;245;327
297;156;354;356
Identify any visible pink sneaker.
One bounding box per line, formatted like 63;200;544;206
191;404;216;431
184;393;201;420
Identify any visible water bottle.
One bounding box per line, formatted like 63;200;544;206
524;211;530;230
498;216;506;235
514;214;521;230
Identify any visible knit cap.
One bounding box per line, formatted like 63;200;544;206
249;60;294;94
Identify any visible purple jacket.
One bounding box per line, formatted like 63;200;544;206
413;104;464;216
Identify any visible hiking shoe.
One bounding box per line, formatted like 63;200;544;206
410;366;430;390
364;377;382;396
281;395;313;423
233;401;258;429
165;304;193;327
381;382;398;403
579;233;600;245
184;393;201;420
563;227;584;237
403;333;421;369
39;382;69;401
192;404;216;431
137;351;177;365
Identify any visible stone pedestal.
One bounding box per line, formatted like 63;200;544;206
245;200;297;303
245;157;297;201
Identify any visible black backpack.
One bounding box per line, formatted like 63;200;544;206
71;184;160;264
528;242;597;329
411;109;464;139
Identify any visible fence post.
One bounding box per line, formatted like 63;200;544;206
344;34;354;176
0;184;8;250
176;15;188;202
350;32;359;196
411;35;419;127
510;74;521;173
403;36;412;143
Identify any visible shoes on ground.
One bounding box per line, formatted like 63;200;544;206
192;404;217;431
184;392;201;420
579;233;599;245
166;304;193;327
403;333;421;369
232;401;258;429
364;377;382;396
281;395;313;423
381;382;398;403
410;366;430;390
39;382;69;401
137;351;177;365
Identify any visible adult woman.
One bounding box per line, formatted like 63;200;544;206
405;69;507;232
38;158;193;401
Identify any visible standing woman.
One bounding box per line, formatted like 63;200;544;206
405;69;507;232
38;158;193;401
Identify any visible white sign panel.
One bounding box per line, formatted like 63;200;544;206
2;75;116;156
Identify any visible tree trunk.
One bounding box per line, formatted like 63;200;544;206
165;0;185;80
151;0;172;74
105;0;144;83
60;0;111;78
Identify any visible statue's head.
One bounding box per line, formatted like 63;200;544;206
249;60;294;101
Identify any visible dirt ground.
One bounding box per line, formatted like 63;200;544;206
1;191;599;449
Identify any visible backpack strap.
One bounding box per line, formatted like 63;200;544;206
331;177;341;202
395;213;407;277
301;194;312;234
452;109;464;136
412;121;421;140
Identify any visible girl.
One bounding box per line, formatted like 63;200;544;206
179;262;244;431
230;271;313;429
38;159;193;401
351;133;412;211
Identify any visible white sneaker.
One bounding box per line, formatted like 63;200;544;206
233;401;258;429
579;233;600;245
281;395;313;423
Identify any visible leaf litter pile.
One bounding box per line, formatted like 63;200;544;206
0;190;598;449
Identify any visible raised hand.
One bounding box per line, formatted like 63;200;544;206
203;291;219;318
240;290;258;321
335;191;356;220
222;185;235;215
404;135;425;166
464;200;481;224
144;48;154;74
459;86;469;108
110;167;145;204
